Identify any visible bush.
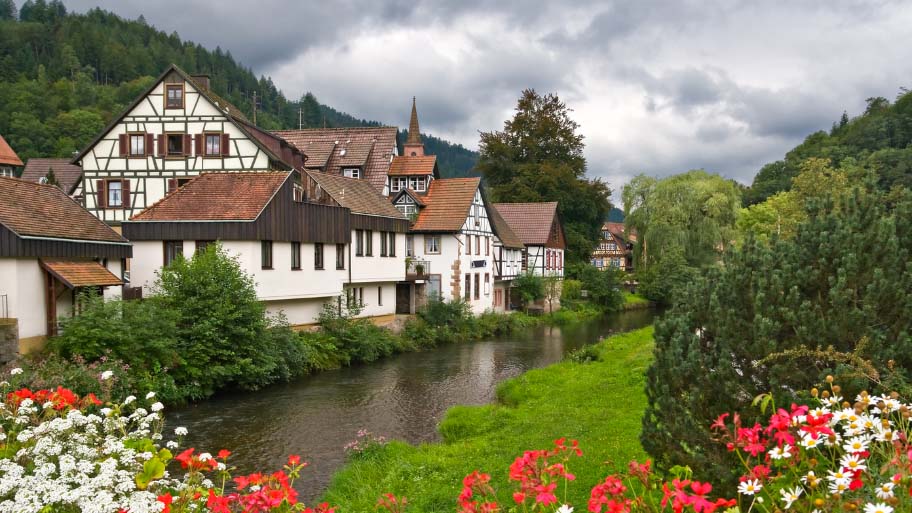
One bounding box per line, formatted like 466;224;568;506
635;249;699;305
560;279;583;301
568;264;624;310
317;303;407;363
642;185;912;491
512;273;545;310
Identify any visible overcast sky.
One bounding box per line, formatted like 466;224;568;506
65;0;912;194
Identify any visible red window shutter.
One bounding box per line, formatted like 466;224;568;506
195;134;203;156
118;134;128;156
145;134;154;156
167;179;177;194
157;135;165;156
96;180;106;208
183;134;192;156
221;134;230;156
121;180;130;209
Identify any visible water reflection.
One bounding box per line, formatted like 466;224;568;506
169;309;655;500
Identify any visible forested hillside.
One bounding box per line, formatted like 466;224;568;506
745;90;912;204
0;0;477;176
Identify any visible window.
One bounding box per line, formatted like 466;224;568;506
358;287;364;307
165;84;184;109
343;168;360;178
464;273;471;301
474;273;480;300
396;203;417;215
466;235;471;255
163;241;183;266
378;286;383;306
380;231;388;257
167;134;184;156
391;177;408;192
475;235;480;255
558;252;563;270
409;176;426;192
355;230;364;256
365;230;373;256
336;243;345;269
484;273;490;295
406;235;414;257
428;276;441;299
291;242;301;270
129;134;145;156
388;232;396;257
293;183;304;202
195;240;213;253
425;235;440;254
486;237;490;256
106;180;124;208
261;241;273;269
204;134;221;156
314;243;324;269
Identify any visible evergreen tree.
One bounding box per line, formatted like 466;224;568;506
0;0;17;20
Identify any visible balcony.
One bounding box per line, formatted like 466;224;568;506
405;259;430;280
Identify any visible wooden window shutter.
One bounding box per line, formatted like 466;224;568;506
96;180;106;208
194;134;203;156
183;134;192;156
145;134;154;156
118;134;128;157
167;179;177;194
221;134;230;157
121;180;130;209
157;135;166;156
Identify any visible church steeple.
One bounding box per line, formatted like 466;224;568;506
404;97;425;156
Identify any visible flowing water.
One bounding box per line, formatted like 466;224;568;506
169;309;656;499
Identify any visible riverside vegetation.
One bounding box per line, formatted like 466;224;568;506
7;243;619;405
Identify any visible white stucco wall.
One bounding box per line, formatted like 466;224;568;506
349;229;406;283
0;259;45;339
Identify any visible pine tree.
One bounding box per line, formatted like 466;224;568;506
0;0;17;20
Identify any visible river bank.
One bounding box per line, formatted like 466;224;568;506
319;326;655;511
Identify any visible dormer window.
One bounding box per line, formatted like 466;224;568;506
408;176;426;192
165;84;184;109
391;176;408;192
343;168;360;179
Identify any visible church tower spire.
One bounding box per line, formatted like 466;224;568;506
404;97;425;156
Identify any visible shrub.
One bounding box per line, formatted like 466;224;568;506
635;249;699;305
570;264;624;310
512;273;545;310
317;303;406;363
561;279;583;301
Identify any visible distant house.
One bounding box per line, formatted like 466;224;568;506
493;202;566;278
72;64;306;224
0;135;23;178
0;176;131;357
488;206;525;312
122;171;353;327
20;158;83;198
591;222;634;271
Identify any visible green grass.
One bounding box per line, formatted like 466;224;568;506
322;326;655;512
624;292;650;305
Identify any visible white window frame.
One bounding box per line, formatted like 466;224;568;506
343;167;361;178
425;235;441;254
409;176;426;192
129;134;145;156
397;204;417;215
391;177;408;192
107;180;123;207
204;133;221;156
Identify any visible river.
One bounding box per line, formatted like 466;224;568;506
168;309;655;500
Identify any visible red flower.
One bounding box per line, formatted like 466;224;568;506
217;449;231;460
175;448;195;469
157;493;173;513
288;454;301;466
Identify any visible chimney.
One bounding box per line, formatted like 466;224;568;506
192;74;210;90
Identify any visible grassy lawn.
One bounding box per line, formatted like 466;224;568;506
624;292;650;306
322;326;655;512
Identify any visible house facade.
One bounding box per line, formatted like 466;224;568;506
0;177;131;358
0;135;23;178
72;64;306;225
488;207;525;312
591;222;634;271
493;202;566;278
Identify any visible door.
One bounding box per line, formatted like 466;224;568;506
396;283;411;314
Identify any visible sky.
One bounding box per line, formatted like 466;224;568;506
65;0;912;195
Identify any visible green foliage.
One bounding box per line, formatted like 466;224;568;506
642;185;912;492
512;273;545;310
477;89;612;264
566;263;624;310
317;303;408;363
634;250;698;306
560;279;582;302
323;327;655;512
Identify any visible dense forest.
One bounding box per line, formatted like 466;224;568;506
0;0;478;176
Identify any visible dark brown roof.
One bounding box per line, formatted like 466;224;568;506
20;159;83;194
41;259;122;288
489;206;525;249
0;135;23;167
305;170;405;219
494;202;560;245
603;222;636;242
410;178;480;232
131;172;290;221
389;155;436;176
0;176;126;243
273;127;398;193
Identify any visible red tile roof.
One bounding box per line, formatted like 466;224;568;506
493;202;560;245
0;135;23;167
131;172;290;221
41;259;122;288
304;170;405;219
389;155;436;176
0;176;126;243
20;158;83;194
603;221;636;242
410;178;480;232
273;127;398;193
489;206;524;249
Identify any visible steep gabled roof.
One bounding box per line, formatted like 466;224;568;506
493;202;560;246
274;127;398;193
305;170;405;219
410;177;481;232
0;135;22;167
488;205;525;249
389;155;436;176
0;176;127;243
20;158;83;195
130;172;291;221
603;221;636;243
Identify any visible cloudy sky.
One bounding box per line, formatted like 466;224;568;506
67;0;912;194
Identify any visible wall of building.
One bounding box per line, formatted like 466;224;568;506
526;245;565;278
349;229;406;284
0;259;44;340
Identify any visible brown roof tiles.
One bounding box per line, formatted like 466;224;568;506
489;206;525;249
410;178;481;232
41;259;123;288
389;155;436;176
130;172;290;221
304;170;405;219
0;135;23;167
20;158;83;195
493;202;560;246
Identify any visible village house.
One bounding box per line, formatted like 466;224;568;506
71;64;307;225
488;207;525;312
20;158;84;199
591;221;634;271
493;202;566;278
0;135;23;178
0;177;131;359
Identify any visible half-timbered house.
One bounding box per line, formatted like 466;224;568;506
488;207;525;312
0;135;23;178
493;202;566;278
591;222;634;271
0;177;131;356
72;64;306;224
